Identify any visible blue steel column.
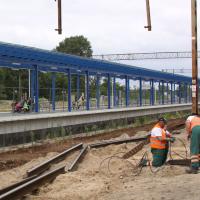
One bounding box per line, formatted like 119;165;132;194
150;80;154;105
51;73;56;111
96;74;100;109
113;76;117;107
86;71;90;110
77;73;80;100
189;84;192;102
139;78;142;106
68;69;71;112
150;80;152;105
162;81;164;105
34;65;39;112
166;82;169;104
185;83;188;103
173;83;176;103
158;81;161;104
30;70;35;100
170;81;173;104
178;83;181;104
107;74;111;109
125;76;130;107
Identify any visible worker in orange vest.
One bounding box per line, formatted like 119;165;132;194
150;117;175;167
185;114;200;174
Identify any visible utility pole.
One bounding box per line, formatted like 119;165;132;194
55;0;62;34
144;0;152;31
191;0;198;114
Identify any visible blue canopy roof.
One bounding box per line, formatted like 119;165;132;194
0;41;193;83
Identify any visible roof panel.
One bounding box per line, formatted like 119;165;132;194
0;41;193;83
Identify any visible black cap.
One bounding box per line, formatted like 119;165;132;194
158;117;167;124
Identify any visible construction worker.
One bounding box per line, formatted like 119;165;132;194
150;117;175;167
185;114;200;174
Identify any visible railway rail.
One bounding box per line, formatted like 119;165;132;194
0;135;149;200
0;120;187;200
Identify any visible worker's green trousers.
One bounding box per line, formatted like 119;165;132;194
151;148;168;167
191;126;200;169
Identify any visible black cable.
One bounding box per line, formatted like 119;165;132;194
99;138;189;177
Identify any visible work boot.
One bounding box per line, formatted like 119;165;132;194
185;167;198;174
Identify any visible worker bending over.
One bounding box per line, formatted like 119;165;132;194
150;117;175;167
185;114;200;174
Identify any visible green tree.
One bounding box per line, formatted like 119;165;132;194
56;35;93;57
55;35;93;99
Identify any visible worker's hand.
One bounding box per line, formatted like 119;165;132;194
169;137;176;143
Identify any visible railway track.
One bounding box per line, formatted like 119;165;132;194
0;119;185;200
0;135;149;200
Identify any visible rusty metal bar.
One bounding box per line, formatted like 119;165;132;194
0;144;86;199
123;138;150;159
144;0;152;31
166;159;191;166
55;0;62;34
0;165;66;200
191;0;198;114
89;136;148;149
0;175;37;196
68;146;88;172
27;143;83;177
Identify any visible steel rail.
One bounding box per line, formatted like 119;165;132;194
166;159;191;166
68;146;88;172
27;143;83;177
0;175;37;196
89;136;149;149
0;165;66;200
122;138;150;159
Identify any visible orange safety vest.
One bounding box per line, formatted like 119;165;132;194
150;123;167;149
190;116;200;132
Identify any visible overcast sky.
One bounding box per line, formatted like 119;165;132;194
0;0;199;75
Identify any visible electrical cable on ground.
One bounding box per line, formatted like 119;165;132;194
99;138;189;177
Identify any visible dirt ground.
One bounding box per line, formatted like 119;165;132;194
0;119;199;200
0;118;184;171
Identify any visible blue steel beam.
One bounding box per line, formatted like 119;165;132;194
0;59;34;70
